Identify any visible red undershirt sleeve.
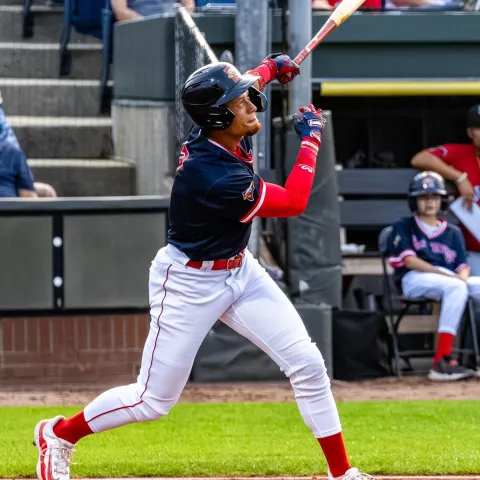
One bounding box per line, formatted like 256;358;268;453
255;137;320;218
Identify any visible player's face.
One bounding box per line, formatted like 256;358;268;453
226;91;261;137
416;194;441;216
467;127;480;148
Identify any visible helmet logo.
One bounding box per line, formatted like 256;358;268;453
242;180;255;202
423;176;434;188
223;65;240;83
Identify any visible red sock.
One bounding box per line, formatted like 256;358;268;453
317;432;351;478
53;411;93;445
433;333;454;364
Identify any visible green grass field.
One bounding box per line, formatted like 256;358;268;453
2;401;480;478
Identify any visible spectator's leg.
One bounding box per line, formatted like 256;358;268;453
467;251;480;276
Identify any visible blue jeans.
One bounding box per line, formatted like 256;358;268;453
468;251;480;277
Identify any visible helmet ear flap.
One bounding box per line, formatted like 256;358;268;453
441;197;449;212
408;197;417;212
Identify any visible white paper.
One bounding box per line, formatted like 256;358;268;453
449;197;480;243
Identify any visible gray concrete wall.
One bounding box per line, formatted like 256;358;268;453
114;12;480;101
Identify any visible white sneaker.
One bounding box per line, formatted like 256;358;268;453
33;416;76;480
328;467;374;479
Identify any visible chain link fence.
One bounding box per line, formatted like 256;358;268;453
174;5;218;160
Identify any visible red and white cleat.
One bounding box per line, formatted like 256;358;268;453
328;467;374;480
33;416;75;480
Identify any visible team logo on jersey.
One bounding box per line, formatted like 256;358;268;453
223;65;240;83
242;180;255;202
393;234;401;247
177;144;189;170
428;145;448;158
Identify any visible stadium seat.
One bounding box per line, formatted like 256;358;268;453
378;226;479;376
59;0;114;112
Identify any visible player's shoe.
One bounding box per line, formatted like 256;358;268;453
327;467;373;479
33;416;75;480
428;356;474;381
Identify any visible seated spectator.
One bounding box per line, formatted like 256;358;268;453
387;171;480;381
112;0;193;22
0;100;56;199
411;104;480;275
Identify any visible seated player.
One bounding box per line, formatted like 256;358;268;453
387;171;480;381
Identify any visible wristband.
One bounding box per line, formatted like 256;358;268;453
455;172;468;185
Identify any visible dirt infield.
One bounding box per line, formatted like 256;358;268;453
1;375;480;406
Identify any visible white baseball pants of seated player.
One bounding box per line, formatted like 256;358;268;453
402;266;480;335
83;244;342;439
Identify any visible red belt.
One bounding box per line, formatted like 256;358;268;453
186;250;245;271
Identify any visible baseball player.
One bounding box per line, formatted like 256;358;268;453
411;104;480;275
387;171;480;381
32;56;371;480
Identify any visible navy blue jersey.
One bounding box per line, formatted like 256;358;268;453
167;126;266;261
0;111;35;197
387;216;469;282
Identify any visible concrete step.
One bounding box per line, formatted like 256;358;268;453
0;5;102;43
0;42;102;79
29;159;136;196
0;79;112;116
9;116;112;158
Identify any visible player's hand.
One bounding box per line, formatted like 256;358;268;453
457;177;475;211
293;104;326;144
262;53;300;84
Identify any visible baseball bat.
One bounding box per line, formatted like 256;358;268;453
294;0;367;66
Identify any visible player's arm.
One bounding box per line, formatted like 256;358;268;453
110;0;141;21
453;227;471;281
411;146;462;182
254;105;326;218
411;145;475;210
246;54;300;92
403;256;454;276
387;224;451;276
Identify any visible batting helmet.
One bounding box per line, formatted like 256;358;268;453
181;62;267;130
408;171;448;212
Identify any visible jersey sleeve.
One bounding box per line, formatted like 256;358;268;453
12;146;35;192
426;144;459;168
387;222;417;269
203;168;266;223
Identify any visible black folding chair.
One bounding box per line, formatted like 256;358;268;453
378;226;479;376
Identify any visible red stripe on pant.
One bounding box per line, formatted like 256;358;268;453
86;264;172;425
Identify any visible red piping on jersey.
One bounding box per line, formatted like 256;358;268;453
86;264;172;425
240;178;266;223
388;249;417;268
254;138;320;218
456;263;470;273
414;216;447;239
207;138;254;164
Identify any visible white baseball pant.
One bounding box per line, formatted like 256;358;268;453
402;267;480;335
83;244;341;439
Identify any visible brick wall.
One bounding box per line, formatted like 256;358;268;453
0;315;150;382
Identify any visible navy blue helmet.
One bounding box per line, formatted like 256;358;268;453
408;171;448;212
181;62;267;130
